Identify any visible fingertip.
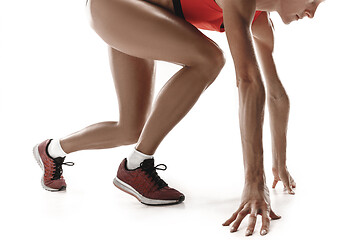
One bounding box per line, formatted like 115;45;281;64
285;185;295;194
245;229;252;236
273;215;281;220
223;219;233;226
260;229;268;236
270;211;281;220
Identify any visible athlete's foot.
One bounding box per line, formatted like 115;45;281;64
33;139;74;191
113;158;185;205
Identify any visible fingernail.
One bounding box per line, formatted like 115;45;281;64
245;230;252;236
230;227;235;232
261;229;267;235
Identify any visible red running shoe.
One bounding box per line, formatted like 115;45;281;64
33;139;74;191
113;158;185;205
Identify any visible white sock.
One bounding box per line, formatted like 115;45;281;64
127;148;153;170
47;139;67;158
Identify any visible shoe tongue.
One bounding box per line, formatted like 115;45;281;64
53;157;65;164
140;158;168;189
141;158;154;168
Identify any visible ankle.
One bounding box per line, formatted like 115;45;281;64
47;139;67;158
127;148;153;170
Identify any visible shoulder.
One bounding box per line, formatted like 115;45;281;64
214;0;224;9
215;0;252;9
220;0;256;25
251;12;274;50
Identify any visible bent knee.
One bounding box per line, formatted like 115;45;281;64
190;45;226;84
199;46;226;72
113;125;143;145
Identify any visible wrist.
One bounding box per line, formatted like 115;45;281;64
243;177;267;194
272;152;286;167
245;169;266;184
244;152;265;184
272;160;287;170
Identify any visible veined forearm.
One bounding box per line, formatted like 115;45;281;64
238;78;266;182
267;91;290;166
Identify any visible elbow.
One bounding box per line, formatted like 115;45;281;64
236;68;264;89
268;91;289;101
267;82;289;103
236;73;265;103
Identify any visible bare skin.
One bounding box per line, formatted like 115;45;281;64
62;0;225;154
220;0;323;236
55;0;323;236
222;10;291;236
251;12;296;194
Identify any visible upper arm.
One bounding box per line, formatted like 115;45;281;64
251;13;282;93
222;0;260;82
251;12;274;53
223;0;256;26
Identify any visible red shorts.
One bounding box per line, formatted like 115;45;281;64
172;0;263;32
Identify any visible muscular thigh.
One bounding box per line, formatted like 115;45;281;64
87;0;222;67
143;0;176;14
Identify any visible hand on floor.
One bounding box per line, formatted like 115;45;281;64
223;183;281;236
272;166;296;194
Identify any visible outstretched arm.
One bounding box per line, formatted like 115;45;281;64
251;12;296;194
221;0;280;236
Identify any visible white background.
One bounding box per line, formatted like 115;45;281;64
1;0;359;239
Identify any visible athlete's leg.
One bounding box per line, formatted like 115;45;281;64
85;0;225;155
60;48;155;153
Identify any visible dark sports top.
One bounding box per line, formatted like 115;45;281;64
173;0;263;32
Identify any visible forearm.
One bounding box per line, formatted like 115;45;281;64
238;78;266;183
267;86;295;193
267;85;290;167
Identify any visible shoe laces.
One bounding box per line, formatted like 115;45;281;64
52;157;74;180
140;159;168;190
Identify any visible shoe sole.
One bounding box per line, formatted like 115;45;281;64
33;144;66;192
113;177;184;206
